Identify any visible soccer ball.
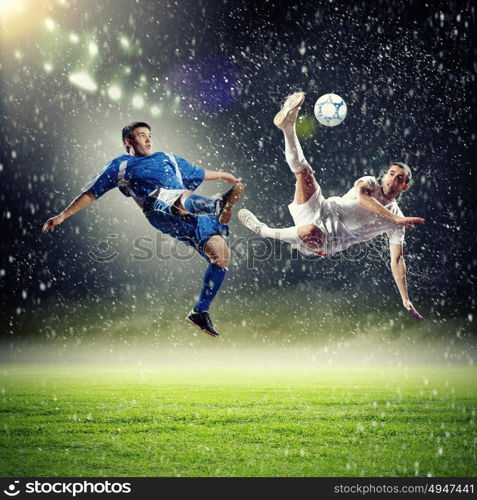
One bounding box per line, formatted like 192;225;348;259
314;93;347;127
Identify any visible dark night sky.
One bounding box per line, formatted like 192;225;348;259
0;0;475;336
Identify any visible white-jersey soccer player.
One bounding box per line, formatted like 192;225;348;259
238;92;425;321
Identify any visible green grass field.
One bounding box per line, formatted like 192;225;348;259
0;364;475;477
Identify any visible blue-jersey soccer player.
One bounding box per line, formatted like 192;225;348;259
42;121;244;337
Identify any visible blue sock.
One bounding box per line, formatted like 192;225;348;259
194;263;227;313
182;194;218;215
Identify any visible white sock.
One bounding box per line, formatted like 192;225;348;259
283;128;311;174
259;225;302;246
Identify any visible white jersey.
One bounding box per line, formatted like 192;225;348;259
288;176;405;256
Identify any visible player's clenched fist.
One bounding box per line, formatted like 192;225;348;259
42;214;64;233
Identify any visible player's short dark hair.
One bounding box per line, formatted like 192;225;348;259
122;122;151;152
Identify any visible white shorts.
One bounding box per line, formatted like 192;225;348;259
288;186;326;226
287;186;329;256
150;188;185;207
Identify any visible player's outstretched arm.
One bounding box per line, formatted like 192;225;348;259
356;182;425;227
204;170;241;184
42;191;96;233
392;215;425;229
389;243;425;321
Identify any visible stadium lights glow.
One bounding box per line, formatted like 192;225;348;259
88;42;98;56
1;0;49;40
0;0;25;14
69;71;97;92
44;17;55;31
107;85;122;101
132;95;144;109
120;36;130;49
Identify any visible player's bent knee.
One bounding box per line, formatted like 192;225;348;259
297;224;321;239
204;236;230;268
207;253;229;268
216;246;230;268
297;224;324;250
213;258;229;268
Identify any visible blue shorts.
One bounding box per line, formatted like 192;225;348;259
144;202;229;260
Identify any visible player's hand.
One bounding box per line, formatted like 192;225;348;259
403;299;425;321
221;172;242;184
394;216;425;229
42;214;64;233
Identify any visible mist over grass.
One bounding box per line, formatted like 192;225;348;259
1;287;474;366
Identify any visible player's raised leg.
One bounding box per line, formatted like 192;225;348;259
293;166;320;205
186;235;230;337
275;92;320;204
238;209;325;252
238;93;326;251
177;183;244;224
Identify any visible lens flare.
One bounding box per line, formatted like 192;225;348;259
0;0;49;40
107;85;122;101
132;95;144;109
0;0;24;13
69;72;97;93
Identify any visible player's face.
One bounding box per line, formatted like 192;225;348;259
381;165;408;198
128;127;152;156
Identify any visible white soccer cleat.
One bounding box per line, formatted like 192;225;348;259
238;208;266;236
273;91;305;129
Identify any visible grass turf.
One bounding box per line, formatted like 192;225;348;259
0;364;475;477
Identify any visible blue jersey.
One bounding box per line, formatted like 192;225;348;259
82;152;205;202
81;151;227;258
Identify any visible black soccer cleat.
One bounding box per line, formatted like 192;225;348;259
216;183;244;224
186;310;220;337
